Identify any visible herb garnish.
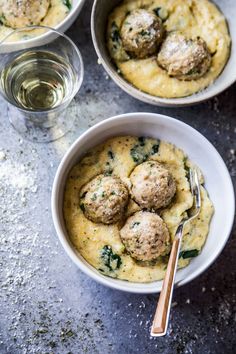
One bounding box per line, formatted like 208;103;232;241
111;22;120;42
81;191;87;198
80;203;85;212
131;222;140;228
108;150;114;159
151;143;159;154
91;194;97;201
101;245;122;271
130;139;160;163
179;249;199;259
63;0;72;10
140;30;150;36
183;157;190;181
186;67;201;76
0;14;6;25
153;7;162;16
138;137;146;146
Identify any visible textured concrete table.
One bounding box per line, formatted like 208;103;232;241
0;1;235;353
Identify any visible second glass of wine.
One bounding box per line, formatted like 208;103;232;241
0;26;84;143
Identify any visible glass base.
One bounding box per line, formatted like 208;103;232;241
8;100;77;143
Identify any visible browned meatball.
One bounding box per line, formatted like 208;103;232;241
120;211;170;261
157;32;212;80
120;9;164;59
130;161;176;210
80;174;129;224
1;0;50;29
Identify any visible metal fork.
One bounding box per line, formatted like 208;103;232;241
151;169;201;337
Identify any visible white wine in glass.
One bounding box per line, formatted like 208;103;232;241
0;26;84;143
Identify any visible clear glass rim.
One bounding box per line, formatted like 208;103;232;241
0;25;84;114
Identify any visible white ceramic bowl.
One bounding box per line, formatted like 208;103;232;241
91;0;236;106
51;113;235;293
0;0;85;49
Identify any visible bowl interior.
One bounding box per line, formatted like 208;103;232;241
52;113;235;293
91;0;236;106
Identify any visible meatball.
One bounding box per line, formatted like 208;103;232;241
130;161;176;210
120;211;169;261
157;32;212;80
80;174;129;224
120;9;164;59
1;0;50;29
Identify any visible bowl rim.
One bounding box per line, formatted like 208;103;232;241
51;112;235;293
91;0;235;107
55;0;86;29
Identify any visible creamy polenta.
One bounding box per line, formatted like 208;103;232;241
0;0;71;41
63;136;214;283
107;0;231;98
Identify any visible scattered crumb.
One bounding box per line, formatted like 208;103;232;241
0;150;6;160
213;97;220;113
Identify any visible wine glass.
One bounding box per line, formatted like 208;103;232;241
0;26;84;143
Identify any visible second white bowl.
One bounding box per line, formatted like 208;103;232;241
91;0;236;106
52;113;235;293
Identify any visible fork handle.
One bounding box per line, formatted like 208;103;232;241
151;237;181;336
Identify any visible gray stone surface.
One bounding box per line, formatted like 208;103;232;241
0;1;235;353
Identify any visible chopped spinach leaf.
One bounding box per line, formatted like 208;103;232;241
130;138;160;164
151;143;160;155
81;191;87;199
101;245;122;271
153;7;162;16
80;203;85;212
104;168;113;176
186;67;201;76
179;249;199;259
138;137;146;146
183;157;190;180
140;30;150;36
111;22;120;42
104;161;113;176
63;0;72;10
105;170;113;176
91;193;97;201
108;150;114;159
130;139;160;163
130;144;146;163
131;222;140;228
0;14;6;25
